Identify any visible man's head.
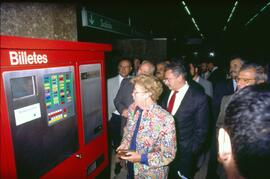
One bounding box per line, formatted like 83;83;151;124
200;61;208;73
218;84;270;179
236;64;267;90
133;58;141;71
137;60;155;75
230;57;245;79
164;60;188;91
189;61;200;79
118;59;132;78
207;60;216;72
155;62;166;80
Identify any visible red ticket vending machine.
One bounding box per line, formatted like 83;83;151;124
0;36;111;178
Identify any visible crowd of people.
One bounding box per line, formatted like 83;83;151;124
107;56;269;179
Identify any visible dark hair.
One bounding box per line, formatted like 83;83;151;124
118;58;132;66
224;83;270;179
166;58;188;80
189;60;200;68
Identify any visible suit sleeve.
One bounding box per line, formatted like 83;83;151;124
207;82;213;98
119;105;136;149
114;78;130;115
192;93;209;154
216;96;231;128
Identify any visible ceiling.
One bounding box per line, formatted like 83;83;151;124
81;0;270;61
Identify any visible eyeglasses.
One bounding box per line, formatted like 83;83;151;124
236;77;255;83
163;78;175;83
133;90;147;95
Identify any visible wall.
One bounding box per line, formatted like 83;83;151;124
114;39;167;62
0;3;77;41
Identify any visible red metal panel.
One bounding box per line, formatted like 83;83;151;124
0;77;17;179
0;49;105;68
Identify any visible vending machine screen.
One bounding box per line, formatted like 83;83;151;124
44;72;75;126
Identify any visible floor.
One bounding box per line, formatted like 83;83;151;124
110;150;128;179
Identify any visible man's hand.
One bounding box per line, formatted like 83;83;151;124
121;109;128;118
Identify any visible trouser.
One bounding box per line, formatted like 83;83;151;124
169;152;197;179
109;113;122;150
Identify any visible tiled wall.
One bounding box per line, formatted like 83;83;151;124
0;3;77;41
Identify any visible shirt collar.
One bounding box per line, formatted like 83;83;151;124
175;81;189;93
194;76;200;82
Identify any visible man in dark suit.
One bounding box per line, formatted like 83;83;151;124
207;59;225;88
162;60;209;179
207;56;246;178
212;56;246;119
218;84;270;179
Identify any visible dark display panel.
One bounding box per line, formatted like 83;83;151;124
80;64;103;144
10;76;35;99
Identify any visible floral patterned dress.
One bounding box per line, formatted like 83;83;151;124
120;103;177;179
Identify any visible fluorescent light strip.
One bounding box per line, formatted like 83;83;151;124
245;2;270;26
185;6;191;15
182;1;186;6
223;1;239;31
181;1;204;38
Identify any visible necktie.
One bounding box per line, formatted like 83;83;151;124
167;91;178;113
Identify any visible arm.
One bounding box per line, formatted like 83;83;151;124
208;81;213;98
216;96;230;128
117;103;136;150
114;78;132;116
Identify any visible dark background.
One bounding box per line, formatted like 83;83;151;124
77;0;269;63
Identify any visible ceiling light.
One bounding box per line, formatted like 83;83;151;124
245;2;270;26
184;6;191;15
181;1;204;39
223;1;239;31
182;1;186;6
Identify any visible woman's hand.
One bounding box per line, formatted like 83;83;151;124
120;151;141;163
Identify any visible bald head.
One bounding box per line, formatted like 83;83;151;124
137;60;155;75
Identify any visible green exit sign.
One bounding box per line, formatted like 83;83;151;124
81;8;132;36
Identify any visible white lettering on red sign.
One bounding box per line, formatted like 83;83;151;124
9;51;48;65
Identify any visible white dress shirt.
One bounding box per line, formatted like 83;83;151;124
167;81;189;115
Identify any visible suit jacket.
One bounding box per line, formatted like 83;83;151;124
208;67;225;87
198;76;213;98
212;79;234;120
162;83;209;177
107;75;121;119
216;95;232;128
114;78;134;116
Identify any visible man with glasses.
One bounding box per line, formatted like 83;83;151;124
215;63;268;178
218;83;270;179
216;63;268;128
161;60;209;179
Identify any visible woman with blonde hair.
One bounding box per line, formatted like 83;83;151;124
117;74;177;179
